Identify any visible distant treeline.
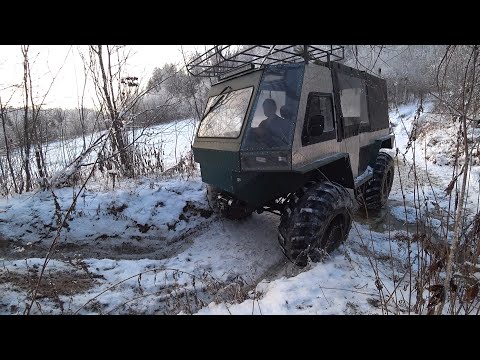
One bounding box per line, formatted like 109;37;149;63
0;63;209;151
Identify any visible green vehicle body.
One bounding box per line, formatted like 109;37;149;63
192;61;394;211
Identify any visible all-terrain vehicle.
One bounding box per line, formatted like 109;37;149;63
187;45;395;266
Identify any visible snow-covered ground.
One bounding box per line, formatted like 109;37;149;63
1;101;478;315
389;102;480;233
1;119;197;191
0;180;405;314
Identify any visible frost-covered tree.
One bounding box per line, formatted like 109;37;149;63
146;62;209;123
342;45;444;105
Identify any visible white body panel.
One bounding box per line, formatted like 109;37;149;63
291;64;390;177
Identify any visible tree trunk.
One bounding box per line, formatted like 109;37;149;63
22;46;32;192
1;103;19;193
33;126;49;189
96;45;132;177
0;156;5;188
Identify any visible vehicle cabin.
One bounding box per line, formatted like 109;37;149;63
192;52;393;209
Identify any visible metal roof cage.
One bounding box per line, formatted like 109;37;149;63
186;45;344;80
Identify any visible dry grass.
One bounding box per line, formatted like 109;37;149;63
0;269;96;299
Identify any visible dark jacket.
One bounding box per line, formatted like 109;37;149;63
258;115;292;146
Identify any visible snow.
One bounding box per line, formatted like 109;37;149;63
198;221;410;315
1;201;286;314
2;205;409;314
198;251;377;315
390;100;480;221
390;205;418;224
355;165;373;186
19;118;197;188
0;178;206;243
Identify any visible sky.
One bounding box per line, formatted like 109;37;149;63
0;45;207;109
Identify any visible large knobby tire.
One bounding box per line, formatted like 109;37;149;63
278;182;353;267
360;152;394;211
206;185;252;220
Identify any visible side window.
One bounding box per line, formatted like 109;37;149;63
337;72;369;135
340;88;361;123
301;93;335;146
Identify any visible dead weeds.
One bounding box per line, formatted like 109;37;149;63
0;268;96;299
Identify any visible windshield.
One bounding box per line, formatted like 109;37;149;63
242;64;304;150
197;87;254;138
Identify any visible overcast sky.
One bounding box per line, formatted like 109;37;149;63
0;45;206;109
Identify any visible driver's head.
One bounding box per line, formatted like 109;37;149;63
263;98;277;118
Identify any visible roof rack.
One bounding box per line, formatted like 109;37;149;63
186;45;344;80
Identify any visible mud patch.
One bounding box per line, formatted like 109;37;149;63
0;235;8;256
107;203;128;216
136;223;152;233
183;201;213;219
167;201;213;232
345;301;366;315
353;199;409;233
95;234;119;241
0;268;96;299
113;242;158;255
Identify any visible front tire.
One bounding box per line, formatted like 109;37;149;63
278;181;353;267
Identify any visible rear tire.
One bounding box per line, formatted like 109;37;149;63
206;185;252;220
278;181;353;267
358;152;394;211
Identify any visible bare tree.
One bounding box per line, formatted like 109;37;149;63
0;97;19;193
21;45;33;191
2;45;73;193
84;45;138;177
343;45;442;106
434;45;479;314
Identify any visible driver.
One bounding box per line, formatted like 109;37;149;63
257;99;291;145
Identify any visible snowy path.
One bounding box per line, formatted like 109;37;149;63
0;174;412;315
0;179;288;314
